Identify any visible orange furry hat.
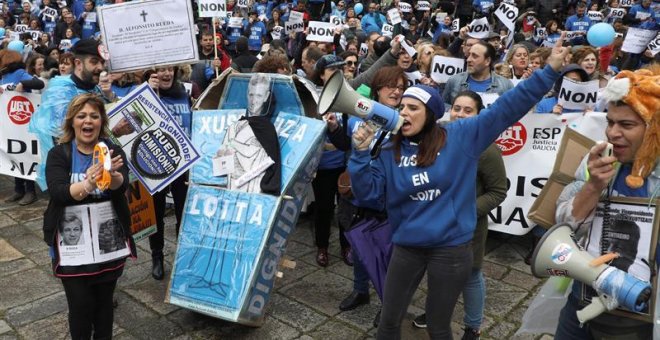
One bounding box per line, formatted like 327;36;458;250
601;65;660;189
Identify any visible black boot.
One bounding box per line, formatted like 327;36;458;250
152;255;164;280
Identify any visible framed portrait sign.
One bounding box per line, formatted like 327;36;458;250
578;197;660;322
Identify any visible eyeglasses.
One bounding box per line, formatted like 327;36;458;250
384;84;405;91
345;61;356;66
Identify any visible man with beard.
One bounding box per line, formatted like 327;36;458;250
28;38;115;189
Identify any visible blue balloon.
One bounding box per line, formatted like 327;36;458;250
587;23;615;47
7;40;24;54
0;28;5;39
354;3;363;15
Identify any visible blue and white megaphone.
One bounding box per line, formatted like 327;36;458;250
531;223;652;324
318;71;403;133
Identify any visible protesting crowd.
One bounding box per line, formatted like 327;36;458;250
0;0;658;339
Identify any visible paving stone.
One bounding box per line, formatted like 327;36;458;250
5;292;67;327
539;334;554;339
306;320;364;340
485;319;517;339
326;257;354;280
510;332;540;340
16;311;69;340
267;293;328;332
280;270;353;316
482;260;508;280
0;240;22;262
483;277;528;317
0;269;61;310
484;242;531;273
22;249;51;267
503;268;542;291
288;223;314;247
113;332;140;340
112;292;160;330
0;321;11;335
0;334;18;340
5;233;48;255
123;279;179;316
0;213;15;229
334;302;381;332
0;225;26;239
131;316;184;340
193;317;299;340
283;240;314;260
3;201;48;223
117;261;152;287
166;308;219;333
295;335;315;340
20;220;42;235
273;258;318;289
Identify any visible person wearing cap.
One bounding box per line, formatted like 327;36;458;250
28;38;116;189
553;66;660;340
243;9;267;54
348;36;568;339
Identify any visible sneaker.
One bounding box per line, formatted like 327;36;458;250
18;192;37;206
461;327;481;340
412;313;427;328
316;248;329;267
4;192;24;203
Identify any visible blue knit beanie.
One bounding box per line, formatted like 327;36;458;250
401;85;445;120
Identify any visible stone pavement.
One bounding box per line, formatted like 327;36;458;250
0;176;554;340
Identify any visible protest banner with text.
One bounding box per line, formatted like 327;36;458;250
0;92;41;180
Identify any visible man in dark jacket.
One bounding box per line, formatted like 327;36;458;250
54;11;82;45
230;36;259;73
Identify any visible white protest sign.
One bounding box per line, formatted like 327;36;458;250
405;70;423;87
198;0;227;18
588;10;603;22
285;21;303;35
467;17;490;39
489;112;607;235
237;0;250;8
27;30;40;41
635;11;651;20
15;24;27;33
288;11;304;23
478;92;499;108
451;18;460;32
271;25;283;40
534;27;546;40
564;31;582;40
0;92;41;181
59;39;72;50
416;1;430;11
388;8;402;24
84;12;97;22
359;42;368;56
57;0;67;8
330;15;344;27
494;2;518;31
399;2;412;13
430;56;465;83
558;79;599;110
609;8;626;19
401;38;416;57
381;23;394;37
620;0;633;6
647;32;660;56
228;17;244;27
98;0;199;72
306;21;336;42
42;7;58;19
621;27;657;53
107;84;200;194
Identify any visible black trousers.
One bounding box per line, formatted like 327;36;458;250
312;167;348;249
149;174;188;258
61;276;118;340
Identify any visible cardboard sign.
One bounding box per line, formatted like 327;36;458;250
495;2;518;31
381;23;394;37
228;17;244;28
198;0;227;18
106;84;200;194
98;0;199;72
306;21;335;42
647;32;660;56
416;1;430;11
430;56;465;83
388;8;402;24
0;92;41;180
451;18;460;32
557;79;599;110
622;27;657;53
609;8;626;19
588;10;603;22
399;2;412;13
126;181;157;242
467;17;490;39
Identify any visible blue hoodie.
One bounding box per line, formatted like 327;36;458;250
348;65;559;247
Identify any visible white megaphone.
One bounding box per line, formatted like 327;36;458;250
531;223;652;324
318;71;404;133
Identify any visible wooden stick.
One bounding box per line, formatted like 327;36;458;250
212;18;219;78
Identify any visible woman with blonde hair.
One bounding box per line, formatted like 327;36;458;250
503;44;531;80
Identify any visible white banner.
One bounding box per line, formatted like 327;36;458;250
416;1;430;11
399;2;412;13
622;27;657;53
306;21;335;42
558;79;599;110
494;2;518;31
388;8;402;25
648;32;660;56
430;56;465;83
381;23;394;37
198;0;227;18
467;17;490;39
228;17;244;28
451;18;460;32
0;92;41;180
98;0;199;72
587;10;603;22
489;113;607;235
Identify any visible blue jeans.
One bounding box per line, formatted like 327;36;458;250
377;244;472;340
462;268;484;330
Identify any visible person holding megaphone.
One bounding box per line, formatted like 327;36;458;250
348;34;569;339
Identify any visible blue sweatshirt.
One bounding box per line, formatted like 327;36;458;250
160;92;192;137
348;65;559;247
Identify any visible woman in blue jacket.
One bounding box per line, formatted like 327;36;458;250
348;37;568;339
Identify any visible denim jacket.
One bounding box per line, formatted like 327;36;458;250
442;71;514;106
